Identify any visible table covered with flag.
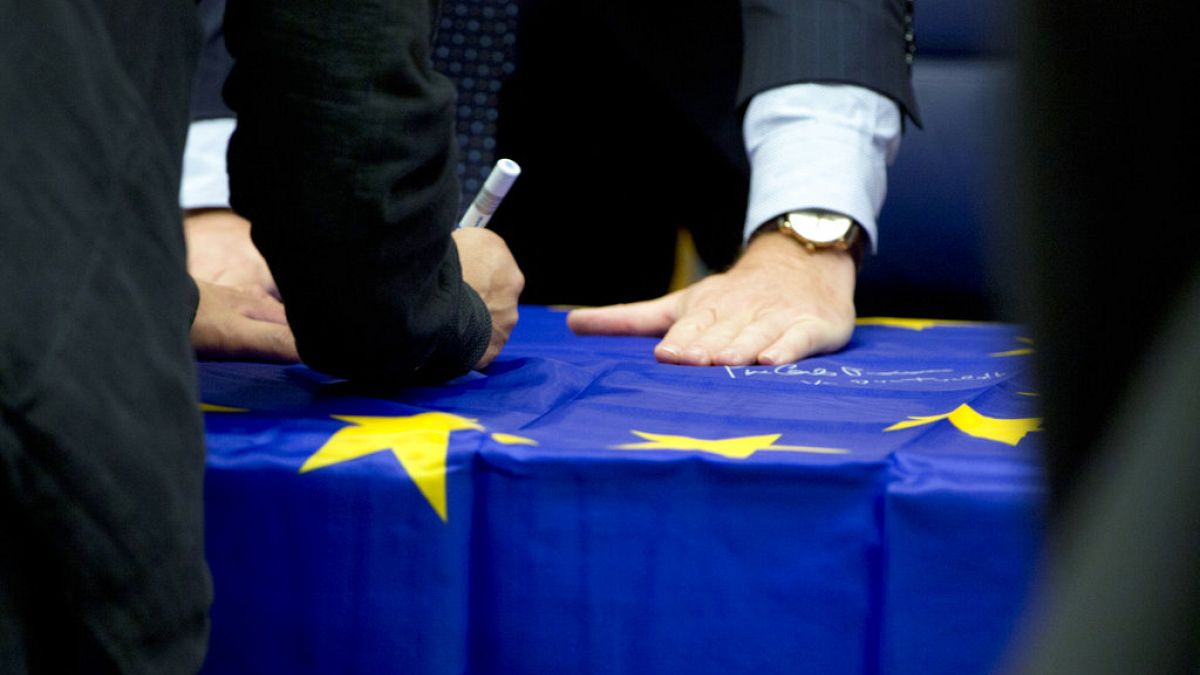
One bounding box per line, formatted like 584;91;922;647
198;306;1045;674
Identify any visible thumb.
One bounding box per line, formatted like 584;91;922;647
567;292;681;336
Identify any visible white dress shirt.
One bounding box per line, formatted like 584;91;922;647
180;117;236;210
743;83;902;252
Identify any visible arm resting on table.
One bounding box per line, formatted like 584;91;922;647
224;0;489;384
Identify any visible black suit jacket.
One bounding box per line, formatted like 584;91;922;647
739;0;918;118
224;0;491;384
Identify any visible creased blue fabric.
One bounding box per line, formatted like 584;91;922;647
199;306;1044;674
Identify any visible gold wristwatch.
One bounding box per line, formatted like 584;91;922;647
754;210;867;268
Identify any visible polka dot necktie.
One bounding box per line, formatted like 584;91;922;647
432;0;519;213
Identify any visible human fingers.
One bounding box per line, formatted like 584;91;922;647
237;288;289;326
567;293;680;336
657;312;756;366
475;303;518;370
453;228;523;371
653;303;723;364
192;281;299;362
453;228;525;313
197;317;299;363
756;317;853;366
711;311;796;366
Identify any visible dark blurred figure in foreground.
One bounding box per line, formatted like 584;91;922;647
1006;1;1200;672
1;2;210;671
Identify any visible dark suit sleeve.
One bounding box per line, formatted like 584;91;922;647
739;0;921;124
223;0;491;384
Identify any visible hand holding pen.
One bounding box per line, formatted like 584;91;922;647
451;158;524;369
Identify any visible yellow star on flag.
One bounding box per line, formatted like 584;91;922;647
991;337;1036;358
300;412;483;522
200;403;247;413
491;432;538;446
989;347;1035;357
856;317;982;331
614;431;846;459
885;404;1041;446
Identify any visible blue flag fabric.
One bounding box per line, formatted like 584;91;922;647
199;307;1045;674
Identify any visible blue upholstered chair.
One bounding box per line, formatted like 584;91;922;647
862;0;1016;319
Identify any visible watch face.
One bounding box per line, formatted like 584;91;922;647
785;213;854;244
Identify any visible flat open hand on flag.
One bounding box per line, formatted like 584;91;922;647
185;208;297;362
192;280;299;363
568;231;856;366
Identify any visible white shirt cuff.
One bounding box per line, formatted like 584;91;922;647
743;83;902;253
180;118;236;210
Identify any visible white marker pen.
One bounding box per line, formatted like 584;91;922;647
457;158;521;229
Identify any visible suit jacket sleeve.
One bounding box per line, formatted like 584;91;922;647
223;0;491;384
739;0;920;124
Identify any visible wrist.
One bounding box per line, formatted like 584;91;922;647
748;210;867;269
184;208;250;233
742;230;856;274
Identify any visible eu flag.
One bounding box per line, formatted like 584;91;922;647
200;307;1044;674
